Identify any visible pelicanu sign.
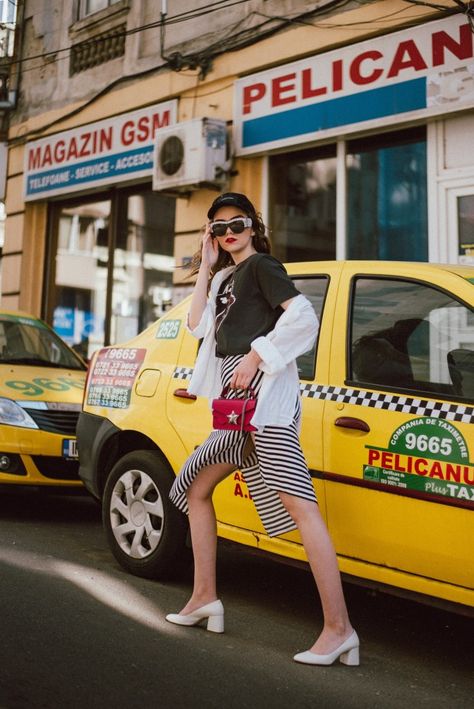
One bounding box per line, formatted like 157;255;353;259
234;14;474;155
24;100;177;200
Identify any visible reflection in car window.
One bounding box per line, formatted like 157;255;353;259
350;278;474;401
292;277;328;380
0;316;86;370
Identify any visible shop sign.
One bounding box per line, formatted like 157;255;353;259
24;100;177;201
363;417;474;507
86;347;147;409
234;14;474;155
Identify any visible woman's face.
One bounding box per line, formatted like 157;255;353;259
210;205;256;263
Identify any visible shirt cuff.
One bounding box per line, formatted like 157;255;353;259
251;335;286;375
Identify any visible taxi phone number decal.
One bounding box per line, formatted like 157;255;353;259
87;347;146;409
5;376;85;396
364;417;474;504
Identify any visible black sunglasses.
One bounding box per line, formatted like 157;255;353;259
210;217;252;237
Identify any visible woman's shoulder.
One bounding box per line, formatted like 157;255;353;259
250;253;286;272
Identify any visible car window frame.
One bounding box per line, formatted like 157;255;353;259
345;274;474;403
291;274;330;382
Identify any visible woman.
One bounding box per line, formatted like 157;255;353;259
167;192;359;666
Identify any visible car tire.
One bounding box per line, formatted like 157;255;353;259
102;450;189;579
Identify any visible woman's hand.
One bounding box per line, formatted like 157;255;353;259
200;223;219;271
230;350;262;390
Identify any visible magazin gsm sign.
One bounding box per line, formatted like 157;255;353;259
24;100;177;201
234;14;474;155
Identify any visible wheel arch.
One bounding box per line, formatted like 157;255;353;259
96;429;173;498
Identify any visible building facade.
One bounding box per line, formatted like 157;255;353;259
2;0;474;358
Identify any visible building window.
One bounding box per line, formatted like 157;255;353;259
45;188;176;360
347;128;428;261
269;145;337;262
80;0;121;17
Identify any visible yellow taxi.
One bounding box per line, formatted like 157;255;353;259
77;261;474;613
0;310;87;486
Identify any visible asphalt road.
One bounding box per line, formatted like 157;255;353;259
0;487;472;709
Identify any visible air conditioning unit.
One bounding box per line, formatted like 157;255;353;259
153;118;228;192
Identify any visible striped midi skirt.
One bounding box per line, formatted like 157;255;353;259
169;354;317;537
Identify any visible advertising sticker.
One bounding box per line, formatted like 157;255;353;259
87;347;146;409
364;417;474;506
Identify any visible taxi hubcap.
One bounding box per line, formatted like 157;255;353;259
109;469;165;559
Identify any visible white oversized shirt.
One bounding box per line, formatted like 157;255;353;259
186;266;319;428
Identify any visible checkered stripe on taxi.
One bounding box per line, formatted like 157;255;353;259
300;384;474;424
172;367;474;424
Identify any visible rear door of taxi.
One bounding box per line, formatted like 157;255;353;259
322;262;474;606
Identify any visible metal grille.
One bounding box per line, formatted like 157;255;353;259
24;409;80;435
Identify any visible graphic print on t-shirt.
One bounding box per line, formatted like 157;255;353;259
215;275;236;333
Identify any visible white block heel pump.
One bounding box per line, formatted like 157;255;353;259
293;630;360;666
165;600;224;633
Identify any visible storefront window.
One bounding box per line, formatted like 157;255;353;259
269;146;337;262
47;188;175;359
347;128;428;261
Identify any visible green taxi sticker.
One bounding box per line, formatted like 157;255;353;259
156;319;181;339
364;417;474;504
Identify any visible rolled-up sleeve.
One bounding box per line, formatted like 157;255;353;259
251;295;318;375
185;302;213;339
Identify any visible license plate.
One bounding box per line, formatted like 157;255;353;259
62;439;78;459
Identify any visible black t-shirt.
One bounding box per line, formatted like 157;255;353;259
215;253;299;357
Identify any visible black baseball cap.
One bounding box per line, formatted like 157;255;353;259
207;192;256;220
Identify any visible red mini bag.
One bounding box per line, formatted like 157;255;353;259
212;387;257;433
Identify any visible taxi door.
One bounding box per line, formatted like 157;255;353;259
322;263;474;606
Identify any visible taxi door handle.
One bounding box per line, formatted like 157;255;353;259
173;387;197;401
334;416;370;433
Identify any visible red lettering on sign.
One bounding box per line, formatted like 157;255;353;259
42;144;53;167
137;115;150;142
350;50;383;85
445;463;461;482
121;120;135;146
429;461;444;479
67;137;78;160
272;73;297;106
381;451;393;468
243;83;266;114
234;482;243;497
393;454;406;472
414;458;428;475
332;59;343;92
152;110;170;137
28;146;42;170
301;68;327;98
53;140;65;163
432;24;473;66
233;472;241;481
368;449;380;465
387;40;428;78
464;466;474;485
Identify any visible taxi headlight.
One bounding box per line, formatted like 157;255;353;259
0;398;39;429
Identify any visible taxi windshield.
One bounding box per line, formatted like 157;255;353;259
0;315;86;370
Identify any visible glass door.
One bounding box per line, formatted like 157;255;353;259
447;185;474;265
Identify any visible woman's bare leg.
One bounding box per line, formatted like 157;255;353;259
278;491;354;654
179;462;235;615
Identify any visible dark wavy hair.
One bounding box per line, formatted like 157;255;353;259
188;197;271;280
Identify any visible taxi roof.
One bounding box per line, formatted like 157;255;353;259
285;260;474;280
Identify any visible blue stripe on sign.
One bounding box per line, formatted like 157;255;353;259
242;77;426;148
26;146;154;195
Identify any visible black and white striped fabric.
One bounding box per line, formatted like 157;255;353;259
169;354;317;537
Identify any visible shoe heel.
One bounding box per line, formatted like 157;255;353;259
340;646;359;666
206;614;224;633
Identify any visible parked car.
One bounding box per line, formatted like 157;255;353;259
0;310;87;487
77;261;474;613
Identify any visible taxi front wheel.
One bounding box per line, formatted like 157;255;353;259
102;450;189;579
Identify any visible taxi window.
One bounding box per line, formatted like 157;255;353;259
292;277;328;380
349;277;474;401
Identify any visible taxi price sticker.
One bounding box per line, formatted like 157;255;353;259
87;348;147;409
364;417;474;504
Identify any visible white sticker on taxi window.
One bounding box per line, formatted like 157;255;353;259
156;320;181;339
87;348;146;409
364;417;474;505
